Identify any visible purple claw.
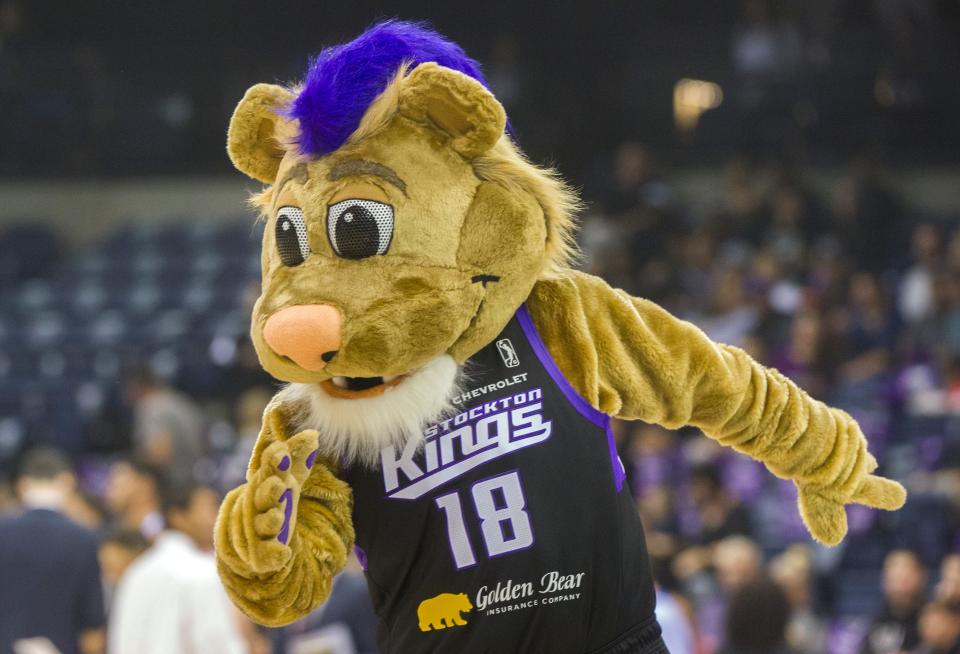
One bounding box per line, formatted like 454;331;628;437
305;450;319;469
278;455;291;471
277;489;293;544
354;545;368;570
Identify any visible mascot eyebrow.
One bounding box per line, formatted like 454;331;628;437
328;159;407;195
275;163;310;197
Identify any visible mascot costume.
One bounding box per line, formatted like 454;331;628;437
214;21;906;654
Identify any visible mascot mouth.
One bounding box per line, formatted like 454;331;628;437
277;355;459;465
319;374;408;399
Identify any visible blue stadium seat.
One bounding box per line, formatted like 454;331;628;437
0;223;63;286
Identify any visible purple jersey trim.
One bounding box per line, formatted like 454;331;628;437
606;423;627;492
515;304;625;491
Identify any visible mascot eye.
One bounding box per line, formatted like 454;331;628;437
326;199;394;259
275;206;310;267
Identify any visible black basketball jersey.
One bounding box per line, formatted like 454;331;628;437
344;305;662;654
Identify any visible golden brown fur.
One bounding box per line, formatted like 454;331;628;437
215;61;906;628
526;272;906;547
246;65;581;279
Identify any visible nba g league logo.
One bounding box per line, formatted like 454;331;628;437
497;339;519;368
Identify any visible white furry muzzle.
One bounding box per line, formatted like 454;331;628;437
277;355;461;467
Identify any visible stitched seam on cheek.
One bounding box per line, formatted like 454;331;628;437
375;258;481;275
281;256;483;276
454;179;484;268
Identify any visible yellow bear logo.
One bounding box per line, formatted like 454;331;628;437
417;592;474;632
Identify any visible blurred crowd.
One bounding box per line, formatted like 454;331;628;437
588;142;960;654
0;445;378;654
1;142;959;654
1;0;959;175
1;0;960;652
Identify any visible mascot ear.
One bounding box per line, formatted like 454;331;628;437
399;62;506;159
227;83;296;184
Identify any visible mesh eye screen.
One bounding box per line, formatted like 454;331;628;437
276;207;310;266
327;199;394;258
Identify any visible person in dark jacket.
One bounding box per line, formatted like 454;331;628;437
0;448;106;654
273;555;379;654
719;575;799;654
861;550;928;654
912;601;960;654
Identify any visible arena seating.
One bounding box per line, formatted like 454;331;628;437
0;219;262;461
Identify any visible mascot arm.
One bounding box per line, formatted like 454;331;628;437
527;272;905;545
215;405;354;626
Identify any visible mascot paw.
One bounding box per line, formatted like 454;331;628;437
242;408;320;573
797;474;906;547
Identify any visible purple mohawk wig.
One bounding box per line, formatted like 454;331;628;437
288;20;494;157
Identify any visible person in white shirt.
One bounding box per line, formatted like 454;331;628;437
108;481;247;654
655;586;696;654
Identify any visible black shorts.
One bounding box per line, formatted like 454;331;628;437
591;617;669;654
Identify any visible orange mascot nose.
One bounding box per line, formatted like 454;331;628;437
262;304;342;371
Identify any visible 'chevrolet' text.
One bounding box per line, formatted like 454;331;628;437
381;388;552;500
450;373;529;405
